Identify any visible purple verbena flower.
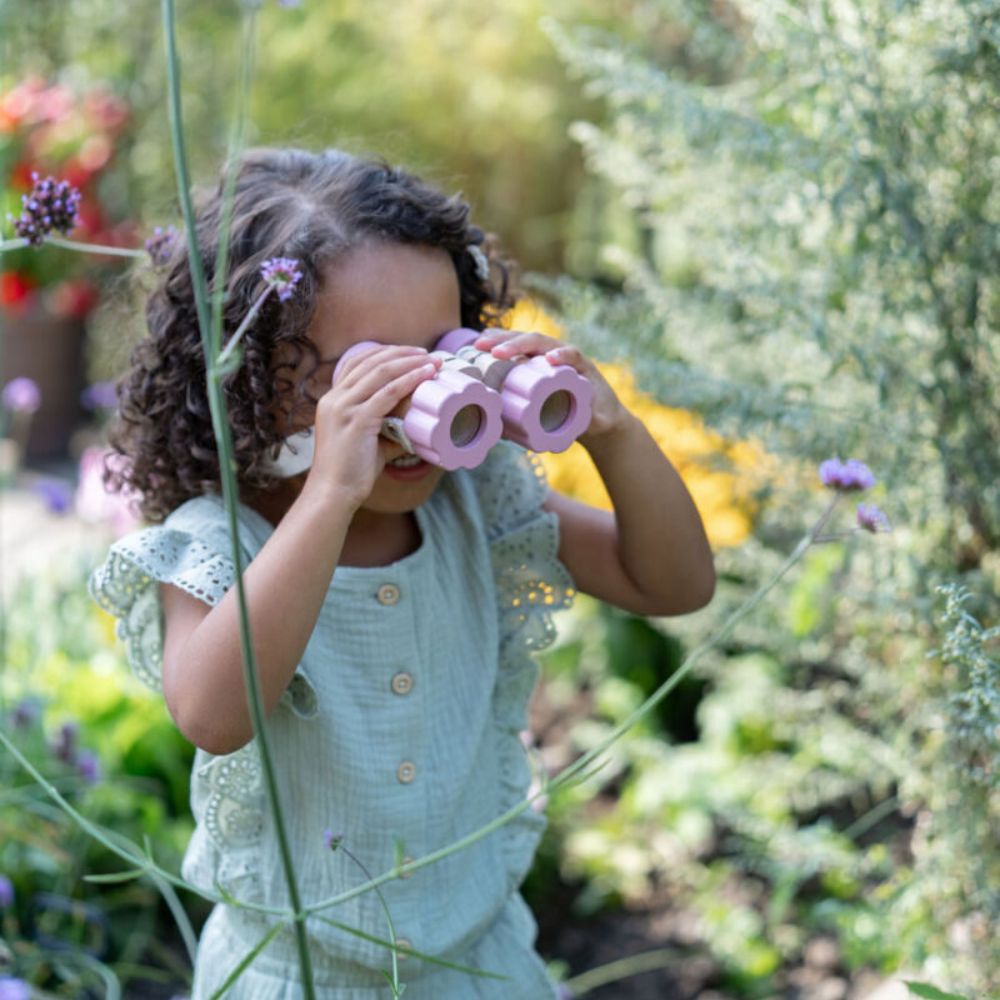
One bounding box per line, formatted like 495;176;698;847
819;457;876;492
76;749;102;785
10;172;81;246
81;380;118;411
10;697;41;729
0;978;30;1000
33;479;74;516
856;502;891;534
260;257;303;302
0;875;14;908
52;720;79;765
145;225;179;266
2;377;41;413
323;827;344;851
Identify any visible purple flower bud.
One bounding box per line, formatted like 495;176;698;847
12;174;82;246
76;749;102;785
818;457;875;492
52;720;79;764
144;225;180;266
10;698;41;729
81;381;118;411
2;377;41;413
0;875;14;908
856;502;891;533
323;828;344;851
260;257;304;302
33;479;74;516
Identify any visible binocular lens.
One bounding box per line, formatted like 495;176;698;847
450;404;484;447
539;390;573;432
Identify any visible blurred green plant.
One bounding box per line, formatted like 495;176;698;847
0;558;201;996
535;0;1000;993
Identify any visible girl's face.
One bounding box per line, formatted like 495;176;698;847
296;241;461;514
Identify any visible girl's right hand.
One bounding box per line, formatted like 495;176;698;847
304;344;441;510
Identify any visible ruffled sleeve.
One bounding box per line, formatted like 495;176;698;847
469;441;576;892
88;495;317;719
473;441;576;662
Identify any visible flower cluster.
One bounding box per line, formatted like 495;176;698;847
47;719;102;784
261;256;303;301
9;172;81;246
819;457;876;492
1;77;134;317
818;456;891;536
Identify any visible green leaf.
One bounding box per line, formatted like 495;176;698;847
903;981;969;1000
208;922;285;1000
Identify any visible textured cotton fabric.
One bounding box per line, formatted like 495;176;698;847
90;442;575;999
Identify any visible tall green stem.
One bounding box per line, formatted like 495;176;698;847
160;2;316;995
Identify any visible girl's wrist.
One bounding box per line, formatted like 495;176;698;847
579;409;641;458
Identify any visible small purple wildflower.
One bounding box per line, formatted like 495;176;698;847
10;697;41;729
145;225;179;266
33;479;74;516
76;749;102;785
52;720;79;765
556;986;575;1000
0;978;30;1000
10;172;82;246
81;381;118;411
0;874;14;908
2;377;41;413
323;828;344;851
856;502;891;534
819;457;876;492
260;257;303;302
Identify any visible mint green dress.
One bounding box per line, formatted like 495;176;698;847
90;442;575;999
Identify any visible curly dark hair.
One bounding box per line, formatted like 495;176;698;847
108;147;518;522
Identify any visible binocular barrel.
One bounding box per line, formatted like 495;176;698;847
332;330;594;472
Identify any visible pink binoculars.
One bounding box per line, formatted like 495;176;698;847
332;330;594;471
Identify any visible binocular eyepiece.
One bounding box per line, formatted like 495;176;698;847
266;328;594;476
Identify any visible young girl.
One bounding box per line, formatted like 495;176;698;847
90;147;715;999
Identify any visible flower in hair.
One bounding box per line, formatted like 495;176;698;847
9;172;81;246
818;457;875;492
260;256;303;302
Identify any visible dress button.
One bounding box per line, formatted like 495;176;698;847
396;761;416;784
390;672;414;696
399;856;415;879
377;583;400;606
395;937;412;960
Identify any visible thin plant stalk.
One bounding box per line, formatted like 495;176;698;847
216;285;273;368
160;1;316;995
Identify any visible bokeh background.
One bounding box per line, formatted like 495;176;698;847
1;1;997;998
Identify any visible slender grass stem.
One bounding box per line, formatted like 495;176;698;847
160;2;316;995
216;286;273;368
564;947;683;995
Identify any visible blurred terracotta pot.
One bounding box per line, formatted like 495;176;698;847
1;305;87;460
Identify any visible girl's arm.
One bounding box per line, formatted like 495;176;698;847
474;331;716;617
160;346;441;755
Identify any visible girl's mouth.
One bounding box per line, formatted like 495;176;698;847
384;454;434;481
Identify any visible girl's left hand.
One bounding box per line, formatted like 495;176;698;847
473;328;630;444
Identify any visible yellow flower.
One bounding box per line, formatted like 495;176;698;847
504;299;767;548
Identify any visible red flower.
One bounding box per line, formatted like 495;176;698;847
0;272;36;313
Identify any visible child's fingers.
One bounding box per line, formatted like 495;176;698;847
543;344;589;373
334;345;430;391
363;360;441;417
335;348;438;399
477;330;562;359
